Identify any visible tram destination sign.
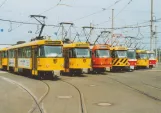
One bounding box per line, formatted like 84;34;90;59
45;41;62;45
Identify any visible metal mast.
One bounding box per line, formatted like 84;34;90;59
111;9;114;45
150;0;154;50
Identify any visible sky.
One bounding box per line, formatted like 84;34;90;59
0;0;160;49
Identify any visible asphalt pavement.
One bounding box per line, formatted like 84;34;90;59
0;64;161;113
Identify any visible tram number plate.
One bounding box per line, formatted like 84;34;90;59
106;67;110;71
130;66;134;69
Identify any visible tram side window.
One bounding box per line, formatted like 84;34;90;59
18;49;22;58
22;48;26;58
25;47;31;58
37;46;45;57
2;51;8;58
8;50;15;58
18;47;31;58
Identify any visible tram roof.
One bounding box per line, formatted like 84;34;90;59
136;49;147;53
0;47;8;51
7;40;63;50
146;50;155;54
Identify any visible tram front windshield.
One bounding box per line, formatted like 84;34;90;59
127;50;136;59
38;45;62;57
148;53;155;59
74;48;90;58
137;53;148;59
95;50;110;58
115;50;127;58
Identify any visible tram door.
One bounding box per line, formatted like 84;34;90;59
64;48;69;69
0;52;2;68
32;46;37;75
15;49;18;72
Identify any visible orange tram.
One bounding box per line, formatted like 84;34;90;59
90;44;112;73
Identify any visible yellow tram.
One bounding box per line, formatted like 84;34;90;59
136;49;149;69
0;47;8;70
63;42;91;75
110;46;129;71
5;39;64;79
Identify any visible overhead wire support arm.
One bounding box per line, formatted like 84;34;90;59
60;22;74;26
59;22;74;41
30;15;47;38
93;31;111;45
82;26;94;43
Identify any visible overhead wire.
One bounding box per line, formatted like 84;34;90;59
71;0;123;22
39;0;62;15
0;18;40;25
97;0;133;26
0;0;8;9
10;0;62;31
93;24;150;30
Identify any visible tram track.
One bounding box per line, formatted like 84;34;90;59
106;76;161;102
90;73;161;102
0;76;50;113
29;80;50;113
60;79;87;113
141;82;161;91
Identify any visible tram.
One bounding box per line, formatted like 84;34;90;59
127;48;137;71
63;42;91;75
110;46;129;71
3;39;64;79
136;49;149;69
146;51;156;68
90;44;112;73
0;47;8;70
